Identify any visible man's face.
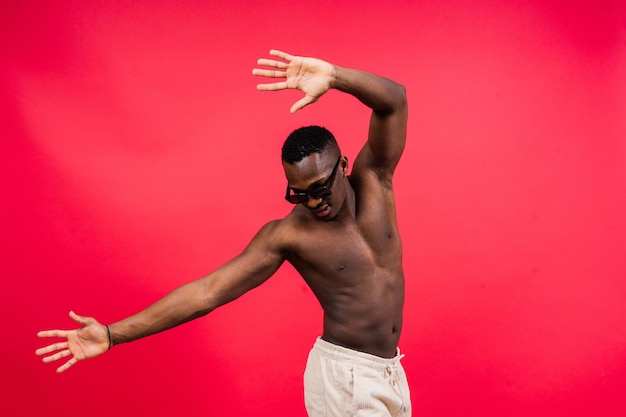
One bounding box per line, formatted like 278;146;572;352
283;152;344;220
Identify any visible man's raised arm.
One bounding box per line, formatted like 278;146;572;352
253;49;407;178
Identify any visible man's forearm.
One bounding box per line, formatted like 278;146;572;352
108;278;212;346
331;65;406;114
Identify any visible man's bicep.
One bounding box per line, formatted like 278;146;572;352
202;222;287;308
354;108;407;179
369;106;408;166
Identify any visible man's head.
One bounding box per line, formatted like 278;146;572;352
281;126;348;220
281;126;338;164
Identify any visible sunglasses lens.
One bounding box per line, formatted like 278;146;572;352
309;189;329;200
287;194;307;204
286;185;332;204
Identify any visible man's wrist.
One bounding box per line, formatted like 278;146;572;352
105;325;113;349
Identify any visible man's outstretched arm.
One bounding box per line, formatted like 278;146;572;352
253;49;407;178
36;221;286;373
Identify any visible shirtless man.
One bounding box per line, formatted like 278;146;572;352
37;49;410;416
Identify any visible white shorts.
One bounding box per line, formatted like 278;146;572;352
304;337;412;417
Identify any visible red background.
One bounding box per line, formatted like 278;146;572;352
3;1;625;416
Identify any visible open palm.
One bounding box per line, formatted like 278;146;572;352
253;49;335;113
36;311;110;373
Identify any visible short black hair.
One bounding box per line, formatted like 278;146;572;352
281;126;338;163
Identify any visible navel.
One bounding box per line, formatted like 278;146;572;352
337;264;346;271
387;231;393;239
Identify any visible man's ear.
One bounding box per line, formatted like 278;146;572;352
341;156;349;177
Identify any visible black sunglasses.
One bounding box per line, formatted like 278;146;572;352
285;157;342;204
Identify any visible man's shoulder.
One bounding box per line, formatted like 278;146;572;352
257;209;309;242
275;207;312;230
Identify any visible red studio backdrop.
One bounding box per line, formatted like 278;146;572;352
3;1;625;416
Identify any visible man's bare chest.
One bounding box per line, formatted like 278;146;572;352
289;218;401;275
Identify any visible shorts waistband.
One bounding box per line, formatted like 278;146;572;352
313;337;405;371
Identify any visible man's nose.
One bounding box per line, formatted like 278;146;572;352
306;196;322;208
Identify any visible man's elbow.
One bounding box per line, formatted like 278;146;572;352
394;83;407;110
380;81;407;115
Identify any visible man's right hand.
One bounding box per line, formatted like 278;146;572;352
253;49;336;114
36;311;110;373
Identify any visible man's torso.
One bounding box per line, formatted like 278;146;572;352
280;170;404;358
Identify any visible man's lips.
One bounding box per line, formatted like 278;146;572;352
313;204;330;217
